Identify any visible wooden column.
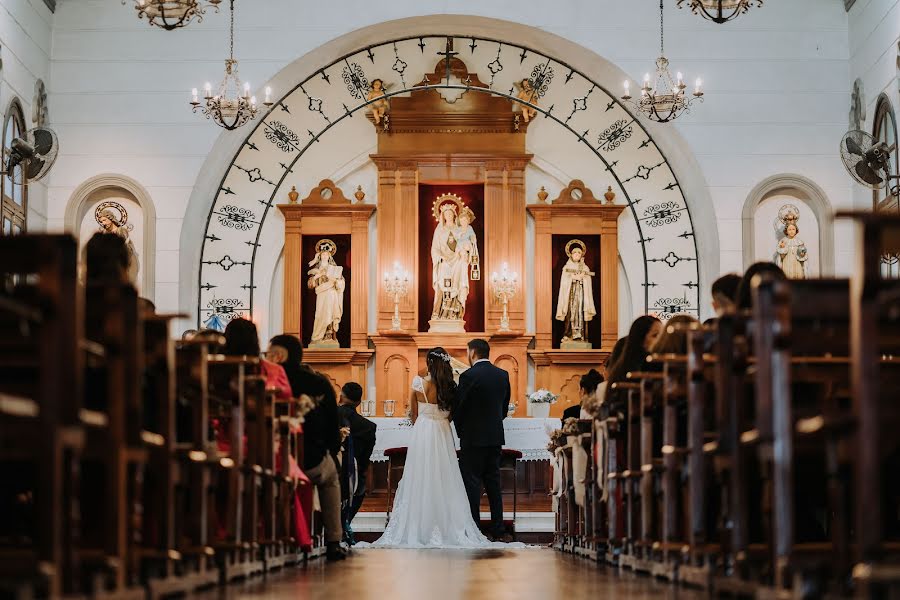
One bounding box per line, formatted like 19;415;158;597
374;159;418;332
599;214;621;349
350;210;370;348
484;160;528;333
282;213;303;337
533;207;553;350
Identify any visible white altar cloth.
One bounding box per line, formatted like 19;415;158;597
368;417;558;462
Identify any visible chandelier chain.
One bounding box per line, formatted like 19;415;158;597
660;0;664;55
229;0;235;62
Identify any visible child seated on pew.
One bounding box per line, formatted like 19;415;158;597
337;382;377;544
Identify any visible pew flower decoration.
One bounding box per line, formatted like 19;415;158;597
527;389;559;404
295;393;317;422
561;417;581;435
547;428;567;452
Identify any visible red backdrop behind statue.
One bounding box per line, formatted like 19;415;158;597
417;183;485;333
301;233;352;348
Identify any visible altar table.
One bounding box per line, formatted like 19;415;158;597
367;417;558;462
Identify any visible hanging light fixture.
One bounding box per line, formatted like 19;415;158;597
190;0;272;130
123;0;222;31
677;0;762;24
621;0;704;123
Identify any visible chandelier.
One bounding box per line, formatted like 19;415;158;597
621;0;704;123
190;0;272;130
677;0;762;24
123;0;221;30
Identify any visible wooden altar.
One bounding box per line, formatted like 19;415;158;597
277;180;374;390
276;53;624;418
369;54;532;416
528;181;625;417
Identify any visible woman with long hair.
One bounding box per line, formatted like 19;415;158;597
365;347;519;549
606;315;663;387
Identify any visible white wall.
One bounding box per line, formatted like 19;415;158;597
46;0;853;315
849;0;900;210
0;0;51;230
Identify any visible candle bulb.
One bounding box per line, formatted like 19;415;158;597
250;95;257;107
191;87;198;103
695;78;703;95
676;72;683;86
264;86;272;103
243;82;251;98
204;82;212;97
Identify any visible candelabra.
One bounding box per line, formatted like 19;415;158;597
490;262;518;332
383;262;411;331
189;0;273;130
621;0;704;123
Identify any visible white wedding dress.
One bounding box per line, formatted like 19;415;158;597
365;376;518;549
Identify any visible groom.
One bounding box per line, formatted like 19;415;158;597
453;339;512;541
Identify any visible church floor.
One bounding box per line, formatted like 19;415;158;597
194;548;707;599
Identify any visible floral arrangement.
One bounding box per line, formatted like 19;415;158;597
546;428;567;452
561;417;581;435
527;389;559;404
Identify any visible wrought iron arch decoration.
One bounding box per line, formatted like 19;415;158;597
197;35;701;327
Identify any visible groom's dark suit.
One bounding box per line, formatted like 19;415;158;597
453;359;511;536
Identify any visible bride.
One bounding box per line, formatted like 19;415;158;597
367;347;516;549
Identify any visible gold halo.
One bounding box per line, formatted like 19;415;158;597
432;193;464;222
565;239;587;258
95;200;128;227
315;238;337;255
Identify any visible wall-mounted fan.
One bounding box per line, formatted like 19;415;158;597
840;130;899;197
5;127;58;183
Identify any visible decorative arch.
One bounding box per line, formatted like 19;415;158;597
741;174;834;275
65;173;157;298
182;16;718;326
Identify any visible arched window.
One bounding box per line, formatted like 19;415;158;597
872;94;898;212
1;100;27;235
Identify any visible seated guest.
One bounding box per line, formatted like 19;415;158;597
735;261;785;311
596;337;628;414
223;318;291;400
562;369;603;422
84;232;130;283
649;314;700;357
711;273;741;317
605;315;662;412
337;382;376;544
267;334;346;561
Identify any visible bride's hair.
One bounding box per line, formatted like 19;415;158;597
426;347;456;411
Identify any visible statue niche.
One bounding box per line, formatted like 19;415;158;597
423;188;484;333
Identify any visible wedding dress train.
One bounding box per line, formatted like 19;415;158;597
365;376;521;549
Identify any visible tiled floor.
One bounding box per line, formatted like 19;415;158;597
196;548;706;599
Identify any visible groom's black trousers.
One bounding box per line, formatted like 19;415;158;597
458;446;504;535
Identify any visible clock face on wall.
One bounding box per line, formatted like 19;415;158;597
196;35;701;328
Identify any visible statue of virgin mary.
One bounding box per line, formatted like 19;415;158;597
429;194;470;332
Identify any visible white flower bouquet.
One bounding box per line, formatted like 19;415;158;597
526;389;559;404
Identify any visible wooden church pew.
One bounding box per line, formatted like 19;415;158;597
0;235;85;598
750;275;855;596
839;212;900;598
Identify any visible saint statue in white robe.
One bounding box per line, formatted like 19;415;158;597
307;239;345;347
556;240;596;346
